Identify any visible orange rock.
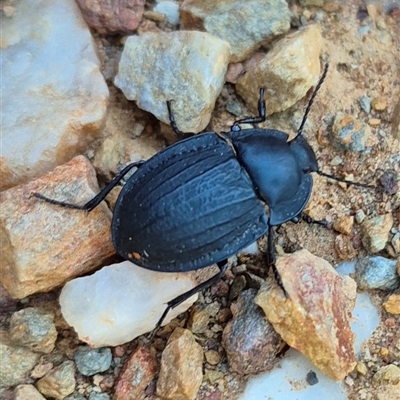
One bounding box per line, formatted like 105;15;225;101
255;249;357;380
0;156;114;299
157;328;203;400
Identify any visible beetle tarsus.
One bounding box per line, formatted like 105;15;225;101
33;160;145;212
230;88;266;131
147;260;229;340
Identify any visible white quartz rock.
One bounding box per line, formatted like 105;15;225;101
1;0;109;190
60;261;198;347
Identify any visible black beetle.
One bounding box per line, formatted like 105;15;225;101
34;63;374;335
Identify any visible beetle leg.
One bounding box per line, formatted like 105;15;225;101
267;224;288;297
148;260;228;340
230;88;266;131
166;100;195;138
32;160;145;212
295;213;328;227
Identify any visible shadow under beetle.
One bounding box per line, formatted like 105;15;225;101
34;63;375;337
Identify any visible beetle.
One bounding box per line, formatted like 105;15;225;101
34;63;375;335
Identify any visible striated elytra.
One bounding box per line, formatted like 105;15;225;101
34;63;375;337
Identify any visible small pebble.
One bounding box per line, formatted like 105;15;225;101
368;118;381;127
306;371;319;385
383;294;400;314
355;210;366;224
74;347;112;376
359;95;371;114
36;361;76;400
88;393;110;400
9;307;58;354
371;97;387;111
205;350;222;365
355;256;400;291
373;364;400;384
356;362;368;376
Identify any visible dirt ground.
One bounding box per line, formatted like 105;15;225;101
2;1;399;399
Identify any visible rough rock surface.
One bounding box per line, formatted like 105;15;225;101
180;0;291;62
1;0;109;191
255;250;357;380
0;156;114;299
59;261;198;346
157;328;203;400
9;307;58;353
361;213;394;253
222;289;284;375
114;31;231;133
76;0;145;34
0;331;40;388
236;24;323;116
114;346;157;400
355;256;400;291
36;361;76;400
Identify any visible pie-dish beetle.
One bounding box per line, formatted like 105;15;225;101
34;63;375;335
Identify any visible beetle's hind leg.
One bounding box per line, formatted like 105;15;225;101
32;160;145;212
230;88;266;132
266;224;288;297
148;260;228;340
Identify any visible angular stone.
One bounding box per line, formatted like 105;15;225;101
222;289;283;375
236;24;322;116
255;250;357;380
14;384;46;400
114;31;230;133
36;361;76;400
0;331;40;389
157;328;203;400
114;346;157;400
180;0;290;62
383;294;400;315
333;215;354;236
1;0;109;191
331;114;370;152
373;364;400;385
60;261;198;346
355;256;400;291
335;234;357;261
361;214;393;253
0;156;114;299
9;307;57;353
74;347;112;376
76;0;145;34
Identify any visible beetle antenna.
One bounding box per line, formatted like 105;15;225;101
294;63;329;140
317;170;377;189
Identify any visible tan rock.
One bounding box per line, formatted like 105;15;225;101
362;214;393;253
373;364;400;385
36;361;75;400
383;294;400;315
255;249;357;380
335;234;357;260
371;96;387;111
236;24;322;116
333;215;354;235
157;328;203;400
0;156;114;299
14;384;46;400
